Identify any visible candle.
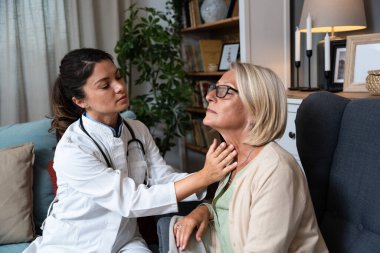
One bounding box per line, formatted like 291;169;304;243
295;27;300;62
306;13;312;50
324;33;330;71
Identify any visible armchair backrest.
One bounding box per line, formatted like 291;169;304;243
295;91;380;252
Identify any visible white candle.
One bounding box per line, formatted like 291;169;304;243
295;27;300;62
324;33;330;71
306;13;312;50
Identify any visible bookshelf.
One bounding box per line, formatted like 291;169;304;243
187;71;224;77
180;1;240;157
181;16;239;33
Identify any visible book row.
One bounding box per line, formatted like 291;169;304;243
187;119;222;148
191;80;213;108
182;39;222;73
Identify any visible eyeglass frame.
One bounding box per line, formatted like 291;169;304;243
207;83;239;98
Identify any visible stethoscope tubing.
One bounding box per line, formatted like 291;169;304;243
79;116;146;169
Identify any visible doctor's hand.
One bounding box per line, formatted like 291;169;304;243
174;139;236;201
174;205;210;251
200;139;237;185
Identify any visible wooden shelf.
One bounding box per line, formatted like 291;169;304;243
187;71;224;77
182;13;240;165
186;107;206;113
287;90;380;100
181;16;239;33
185;143;208;154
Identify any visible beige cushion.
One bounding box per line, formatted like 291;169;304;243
0;143;35;244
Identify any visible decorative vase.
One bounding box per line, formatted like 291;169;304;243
200;0;228;23
366;70;380;95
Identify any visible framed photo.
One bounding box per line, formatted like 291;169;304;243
333;48;346;83
344;33;380;92
218;43;240;71
331;39;347;85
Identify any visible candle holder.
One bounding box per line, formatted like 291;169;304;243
300;50;319;91
289;61;301;90
324;70;330;89
325;70;343;92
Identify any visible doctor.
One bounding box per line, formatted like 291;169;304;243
23;48;237;253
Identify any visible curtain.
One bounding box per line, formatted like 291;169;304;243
0;0;130;126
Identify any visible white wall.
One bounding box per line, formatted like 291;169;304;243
240;0;291;88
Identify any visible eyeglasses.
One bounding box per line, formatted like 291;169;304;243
207;83;239;98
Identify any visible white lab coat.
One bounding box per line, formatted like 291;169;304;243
24;116;205;253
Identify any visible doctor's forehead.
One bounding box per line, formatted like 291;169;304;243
88;60;119;85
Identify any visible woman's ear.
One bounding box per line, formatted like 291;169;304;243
72;97;87;109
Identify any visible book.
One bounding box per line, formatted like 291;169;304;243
192;81;203;107
188;0;196;27
198;81;212;108
191;43;203;72
181;38;202;72
192;0;202;26
201;124;222;147
226;0;236;18
181;44;195;72
198;40;223;72
181;0;191;28
188;0;202;27
232;0;239;17
191;119;206;147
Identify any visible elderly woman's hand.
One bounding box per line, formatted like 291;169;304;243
174;205;210;251
200;139;237;185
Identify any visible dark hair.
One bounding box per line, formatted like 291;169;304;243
50;48;113;140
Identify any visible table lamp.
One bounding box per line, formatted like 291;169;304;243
298;0;367;91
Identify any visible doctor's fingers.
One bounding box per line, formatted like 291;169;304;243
205;144;236;167
217;147;238;167
209;142;234;159
206;138;219;154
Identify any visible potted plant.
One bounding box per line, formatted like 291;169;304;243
115;1;191;157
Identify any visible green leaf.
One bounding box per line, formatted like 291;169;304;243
114;1;191;156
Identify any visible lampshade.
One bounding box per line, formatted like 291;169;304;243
299;0;367;33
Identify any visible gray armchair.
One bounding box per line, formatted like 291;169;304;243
156;201;201;253
295;91;380;252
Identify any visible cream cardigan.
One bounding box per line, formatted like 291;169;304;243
207;142;328;253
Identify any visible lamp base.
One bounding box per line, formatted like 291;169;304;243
299;87;320;92
326;87;343;93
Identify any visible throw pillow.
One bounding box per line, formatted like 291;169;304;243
0;143;35;244
47;160;57;194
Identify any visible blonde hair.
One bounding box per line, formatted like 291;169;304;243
231;62;287;146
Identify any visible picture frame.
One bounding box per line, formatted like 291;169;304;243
218;43;240;71
333;48;346;83
344;33;380;92
331;39;347;84
323;39;346;92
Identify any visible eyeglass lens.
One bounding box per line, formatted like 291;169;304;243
207;83;237;98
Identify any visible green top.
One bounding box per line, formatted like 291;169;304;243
213;168;246;253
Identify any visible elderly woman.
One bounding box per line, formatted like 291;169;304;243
171;63;328;253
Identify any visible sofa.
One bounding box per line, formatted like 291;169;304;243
0;118;56;253
0;116;198;253
295;91;380;252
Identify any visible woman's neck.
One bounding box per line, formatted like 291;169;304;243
221;132;252;166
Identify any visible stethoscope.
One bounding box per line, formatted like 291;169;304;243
44;117;147;220
79;116;146;169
